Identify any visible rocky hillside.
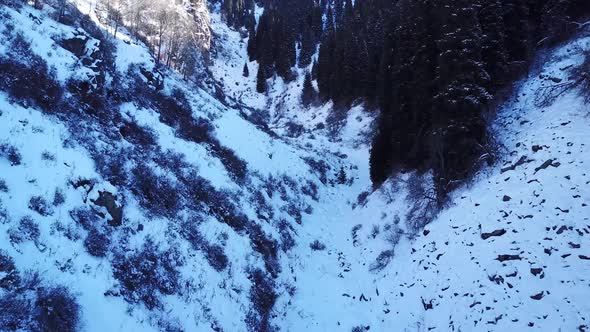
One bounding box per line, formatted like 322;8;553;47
0;1;589;332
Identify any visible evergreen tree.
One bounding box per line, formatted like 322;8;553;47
299;25;315;68
243;62;250;77
311;59;318;79
478;0;510;88
256;65;267;93
503;0;532;63
431;0;490;194
301;71;315;105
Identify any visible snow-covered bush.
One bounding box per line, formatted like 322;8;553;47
40;151;56;162
301;181;319;201
0;250;19;290
118;120;157;148
277;219;295;252
0;143;22;166
52;188;65;206
9;216;40;244
246;269;278;332
369;250;394;272
112;239;182;310
35;286;81;332
0;34;63;113
179;220;228;271
130;164;181;218
69;207;100;231
202;244;228;272
210;143;248;183
249;224;280;277
84;229;110;258
0;179;8;192
309;240;326;251
303;157;330;184
0;204;9;224
28;196;54;217
0;269;80;332
0;0;23;9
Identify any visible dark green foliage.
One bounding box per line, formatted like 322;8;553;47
256;65;267;93
301;71;315;105
243;62;250;77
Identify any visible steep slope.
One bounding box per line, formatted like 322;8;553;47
209;8;590;330
0;3;353;331
1;1;589;332
269;38;590;331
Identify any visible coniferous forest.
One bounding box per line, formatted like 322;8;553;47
225;0;590;200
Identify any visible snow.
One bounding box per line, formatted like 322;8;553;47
1;1;589;331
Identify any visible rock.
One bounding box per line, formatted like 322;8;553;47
496;254;521;262
502;195;512;202
530;268;543;276
530;292;544;300
60;34;89;58
92;191;123;227
534;159;560;173
481;229;506;240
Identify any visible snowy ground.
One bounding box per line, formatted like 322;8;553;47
0;2;589;331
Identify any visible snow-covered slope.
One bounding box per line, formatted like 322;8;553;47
1;1;589;332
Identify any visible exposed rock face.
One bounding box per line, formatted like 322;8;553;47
92;191;123;227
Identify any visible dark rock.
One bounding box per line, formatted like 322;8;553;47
502;195;512;202
530;292;544;300
481;229;506;240
496;254;521;262
92;191;123;227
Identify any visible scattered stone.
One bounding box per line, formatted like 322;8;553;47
481;229;506;240
496;254;521;262
502;195;512;202
530;268;543;276
530;292;544;300
534;159;560;174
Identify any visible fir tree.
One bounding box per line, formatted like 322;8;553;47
478;0;510;88
301;71;315;105
256;65;267;93
299;25;315;68
243;62;250;77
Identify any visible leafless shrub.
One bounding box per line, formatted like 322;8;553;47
309;240;326;251
369;250;394;272
405;173;439;233
28;196;54;217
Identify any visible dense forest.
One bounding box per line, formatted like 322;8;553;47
224;0;590;200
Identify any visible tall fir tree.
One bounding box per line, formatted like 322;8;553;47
256;65;267;93
301;71;315;105
478;0;510;89
243;62;250;77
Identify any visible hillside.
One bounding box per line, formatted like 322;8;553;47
0;1;589;332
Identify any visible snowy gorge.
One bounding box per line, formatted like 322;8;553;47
0;1;589;331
